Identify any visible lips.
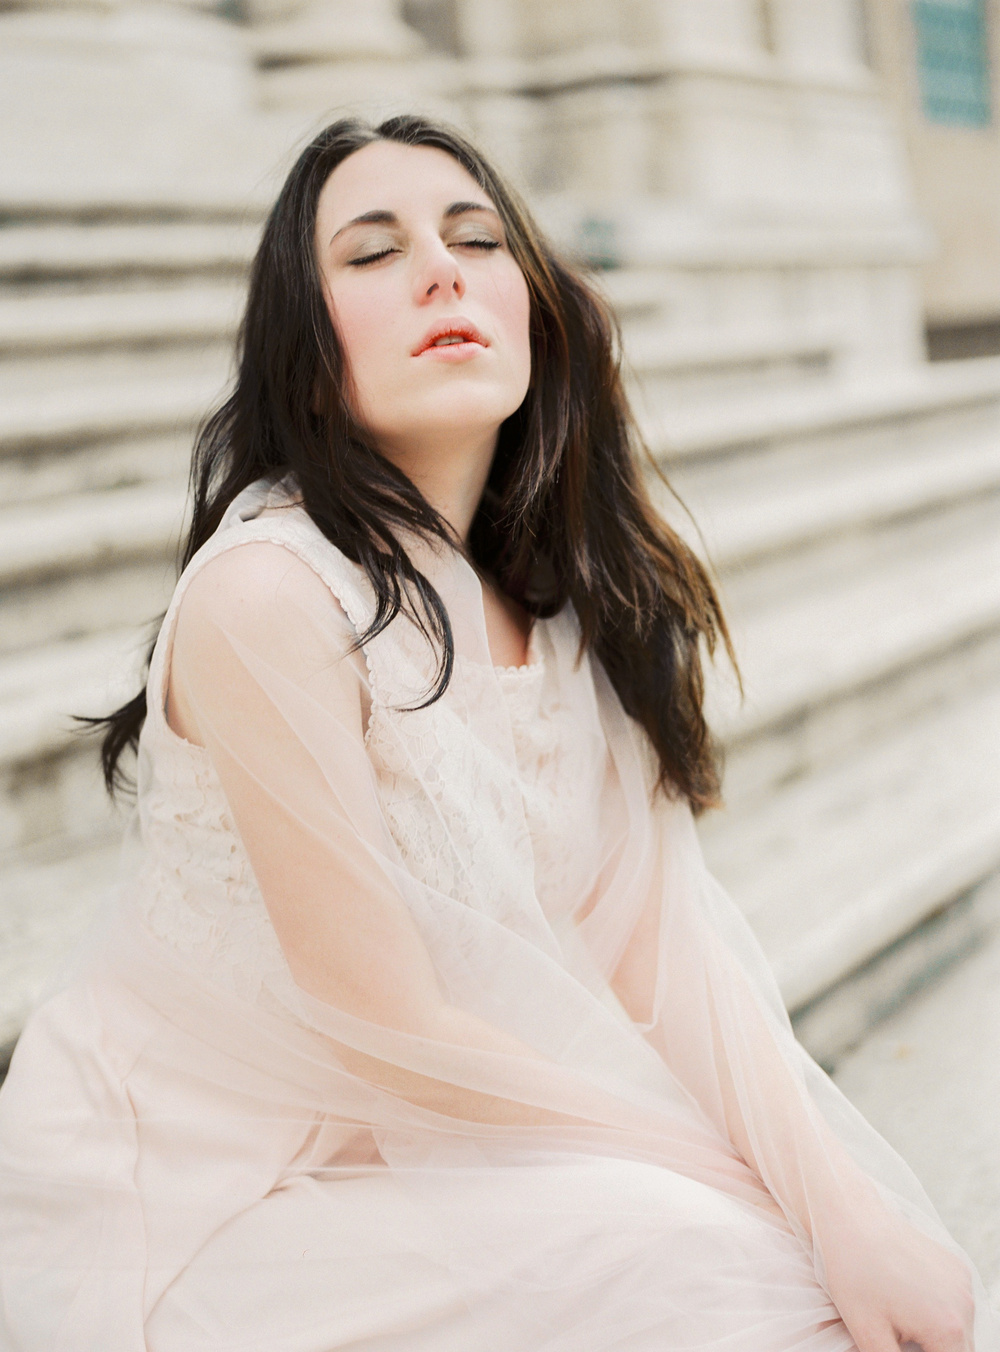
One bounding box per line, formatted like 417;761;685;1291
412;318;488;356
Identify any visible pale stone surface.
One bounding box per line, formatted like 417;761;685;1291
252;0;421;62
657;408;1000;569
0;628;149;770
795;871;1000;1068
866;0;1000;328
656;0;773;58
250;0;464;120
0;284;244;353
768;0;868;74
0;222;260;280
0;556;180;659
0;431;191;506
0;481;185;590
711;496;1000;739
642;356;1000;458
0;3;289;209
834;873;1000;1293
0;346;232;449
702;680;1000;1007
0;838;123;1051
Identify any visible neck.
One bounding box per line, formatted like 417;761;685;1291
378;427;498;545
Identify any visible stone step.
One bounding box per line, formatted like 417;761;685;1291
3;453;992;710
2;488;995;845
793;870;1000;1071
593;269;675;326
5;663;998;1061
0;627;145;770
701;677;1000;1011
28;412;1000;617
626;322;837;406
0;634;136;868
12;389;977;610
0;836;124;1055
3;347;993;497
626;323;837;374
709;494;1000;798
0;555;178;659
831;875;1000;1295
0;329;834;464
0;430;191;505
2;429;996;797
0;220;258;284
0;480;185;655
0;347;232;452
1;524;996;1062
0;480;185;588
0;283;244;354
654;403;1000;575
716;494;1000;737
644;356;1000;462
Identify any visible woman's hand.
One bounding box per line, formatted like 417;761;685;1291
818;1204;976;1352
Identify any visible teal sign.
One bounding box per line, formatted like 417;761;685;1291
577;216;620;271
913;0;992;126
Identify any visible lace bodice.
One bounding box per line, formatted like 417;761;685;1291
129;480;606;1011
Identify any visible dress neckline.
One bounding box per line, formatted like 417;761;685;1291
493;621;543;678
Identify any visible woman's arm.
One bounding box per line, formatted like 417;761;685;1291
169;542;607;1130
609;831;975;1352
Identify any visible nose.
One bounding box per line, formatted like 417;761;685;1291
413;234;465;304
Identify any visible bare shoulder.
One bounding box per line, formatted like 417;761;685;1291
177;539;350;637
171;539;358;696
167;540;362;742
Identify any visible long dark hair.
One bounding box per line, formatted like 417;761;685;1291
94;114;734;811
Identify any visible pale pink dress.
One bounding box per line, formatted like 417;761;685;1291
0;475;995;1351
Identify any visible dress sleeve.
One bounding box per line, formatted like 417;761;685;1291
170;541;449;1035
598;736;958;1281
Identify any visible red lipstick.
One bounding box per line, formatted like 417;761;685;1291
412;318;488;357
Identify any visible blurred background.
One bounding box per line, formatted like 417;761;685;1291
1;0;999;1290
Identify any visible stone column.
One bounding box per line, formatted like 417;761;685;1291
655;0;774;59
0;0;267;209
767;0;869;74
453;0;925;373
249;0;463;127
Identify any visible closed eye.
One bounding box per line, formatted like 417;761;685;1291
349;239;500;267
349;248;399;267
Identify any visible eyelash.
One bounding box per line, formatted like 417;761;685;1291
349;239;501;267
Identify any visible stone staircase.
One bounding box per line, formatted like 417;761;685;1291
604;272;1000;1045
0;210;256;1052
2;205;999;1069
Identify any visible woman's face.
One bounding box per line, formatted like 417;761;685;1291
314;140;532;467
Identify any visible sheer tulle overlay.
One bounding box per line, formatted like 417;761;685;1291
0;475;995;1352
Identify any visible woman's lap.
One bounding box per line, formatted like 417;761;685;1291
146;1157;857;1352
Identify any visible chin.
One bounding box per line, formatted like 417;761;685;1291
409;386;526;435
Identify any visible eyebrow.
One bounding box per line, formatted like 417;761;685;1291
329;200;500;244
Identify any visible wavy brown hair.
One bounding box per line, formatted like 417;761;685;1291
92;114;734;811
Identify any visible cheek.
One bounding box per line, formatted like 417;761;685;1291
325;286;397;411
494;267;532;386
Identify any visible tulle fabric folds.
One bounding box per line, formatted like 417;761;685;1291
0;477;996;1351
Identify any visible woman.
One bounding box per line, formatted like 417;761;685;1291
0;115;993;1352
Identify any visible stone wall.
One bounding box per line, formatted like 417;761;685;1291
866;0;1000;336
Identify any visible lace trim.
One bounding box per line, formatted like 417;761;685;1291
492;622;543;678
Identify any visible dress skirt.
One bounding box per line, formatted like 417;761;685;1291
2;982;855;1352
